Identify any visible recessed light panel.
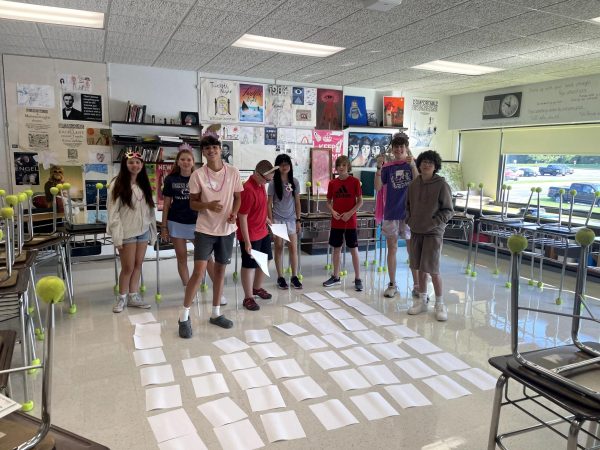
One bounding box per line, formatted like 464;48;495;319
232;34;344;57
412;60;503;76
0;0;104;28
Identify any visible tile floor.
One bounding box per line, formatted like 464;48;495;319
5;243;600;450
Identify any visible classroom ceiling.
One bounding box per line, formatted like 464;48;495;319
2;0;600;95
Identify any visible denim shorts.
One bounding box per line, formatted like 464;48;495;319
122;229;150;244
167;220;195;240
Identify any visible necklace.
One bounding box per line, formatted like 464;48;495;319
205;164;227;192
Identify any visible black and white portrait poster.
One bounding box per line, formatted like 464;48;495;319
14;152;40;185
61;92;83;121
410;98;439;149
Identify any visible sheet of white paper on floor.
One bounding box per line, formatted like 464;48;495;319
314;299;339;310
134;334;163;350
326;308;354;320
309;399;359;430
285;302;314;313
213;336;250;354
371;343;410;360
341;347;380;366
232;366;272;390
274;322;308;336
457;368;498;390
250;249;270;276
146;385;182;411
423;375;472;399
269;223;290;241
245;329;272;343
303;292;328;301
427;352;470;371
147;408;197;444
252;342;287;359
325;289;349;298
268;358;305;379
303;313;343;334
220;352;257;372
133;348;166;367
358;365;400;385
158;433;208;450
246;384;286;412
135;322;161;336
363;314;396;327
293;334;328;351
260;410;306;443
395;358;438;379
197;396;248;427
338;318;368;331
403;337;443;355
192;373;229;398
129;312;157;325
351;303;381;316
385;325;420;338
384;384;432;409
329;368;371;391
214;419;264;450
350;392;399;421
321;333;357;348
283;376;327;401
182;356;216;377
310;350;349;370
338;297;362;307
353;330;387;344
141;364;175;386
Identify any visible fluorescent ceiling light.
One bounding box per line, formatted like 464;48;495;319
592;16;600;23
412;60;503;76
0;0;104;28
232;34;344;57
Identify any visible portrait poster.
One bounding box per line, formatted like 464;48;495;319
86;128;111;145
265;84;293;127
200;78;238;123
383;96;404;127
310;148;332;196
17;84;54;108
264;127;277;145
58;74;92;93
348;132;392;168
221;140;233;164
313;130;344;163
292;87;316;127
14;152;40;185
60;92;83;121
410;98;439;149
239;83;264;123
344;95;367;126
316;88;343;130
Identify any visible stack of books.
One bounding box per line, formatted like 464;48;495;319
124;101;147;123
158;135;182;143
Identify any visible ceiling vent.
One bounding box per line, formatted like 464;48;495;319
362;0;402;12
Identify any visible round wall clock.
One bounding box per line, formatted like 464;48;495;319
500;94;520;118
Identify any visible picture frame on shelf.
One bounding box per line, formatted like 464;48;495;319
180;111;199;126
310;147;332;196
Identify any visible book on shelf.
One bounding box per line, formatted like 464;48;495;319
158;135;182;143
124;101;147;123
0;393;21;419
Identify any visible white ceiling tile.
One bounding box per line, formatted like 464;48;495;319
482;37;559;55
105;55;157;66
17;0;109;12
0;33;45;48
105;32;166;51
154;52;211;70
110;0;193;20
541;0;600;19
104;46;160;61
108;15;179;36
0;19;41;36
0;45;49;57
481;11;578;37
519;44;598;61
574;37;600;49
242;54;320;77
163;40;223;55
499;0;566;8
269;0;359;27
171;25;244;45
48;48;103;62
37;24;104;42
432;0;531;29
43;39;103;52
194;0;283;16
183;7;261;28
202;47;273;67
198;64;247;75
529;22;600;44
249;18;322;41
308;24;389;48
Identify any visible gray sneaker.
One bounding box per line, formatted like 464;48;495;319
323;276;341;287
383;284;397;298
127;293;151;309
178;317;192;338
113;295;125;313
354;278;363;292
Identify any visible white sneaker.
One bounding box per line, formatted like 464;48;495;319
113;296;125;313
127;293;151;309
412;288;430;302
407;298;428;315
220;296;228;306
384;284;398;298
434;303;448;321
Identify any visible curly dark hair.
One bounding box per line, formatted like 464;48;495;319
416;150;442;174
273;154;296;201
391;132;409;147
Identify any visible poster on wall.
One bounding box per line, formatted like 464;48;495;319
410;98;438;149
58;123;85;164
81;94;103;122
239;127;264;145
292;87;317;127
311;148;332;196
313;130;344;163
39;164;84;202
14;152;40;185
156;163;174;211
344;95;367;126
58;74;92;93
221;140;233;164
18;107;54;152
200;78;239;122
265;84;293;127
86;128;111;145
239;83;264;123
316;88;343;130
17;84;54;108
60;92;83;120
85;180;107;207
264;127;277;145
348;132;392;168
383;96;404;127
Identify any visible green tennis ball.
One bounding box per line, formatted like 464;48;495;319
569;189;577;196
17;192;27;202
575;228;595;247
297;274;304;281
1;207;14;218
467;182;475;188
316;181;321;187
36;276;65;304
505;281;511;288
5;195;18;206
305;181;312;187
24;189;34;197
558;189;565;194
0;189;5;196
535;187;542;193
537;281;543;288
501;184;507;189
506;185;512;190
155;294;162;302
595;191;600;198
56;183;63;190
62;183;71;190
555;297;562;305
478;183;484;188
95;182;104;189
50;187;59;195
528;279;534;286
507;234;528;254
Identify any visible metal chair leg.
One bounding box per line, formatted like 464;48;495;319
487;374;507;449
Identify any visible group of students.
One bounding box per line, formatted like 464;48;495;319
106;132;453;339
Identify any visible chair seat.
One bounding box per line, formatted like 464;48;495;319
0;330;16;391
0;269;29;295
24;234;66;250
0;271;19;289
0;250;37;270
0;414;56;449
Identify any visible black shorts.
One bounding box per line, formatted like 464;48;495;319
240;235;273;269
328;228;358;248
193;232;235;265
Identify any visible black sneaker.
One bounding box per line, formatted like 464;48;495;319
290;276;303;289
354;278;363;292
323;276;341;287
277;277;289;290
178;317;192;339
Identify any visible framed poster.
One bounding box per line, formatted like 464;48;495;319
239;83;264;123
383;96;404;127
411;98;439;149
265;84;292;127
310;147;332;196
316;88;343;130
200;78;238;122
344;95;367;126
348;132;392;168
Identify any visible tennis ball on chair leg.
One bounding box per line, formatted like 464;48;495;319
201;283;208;292
155;293;162;303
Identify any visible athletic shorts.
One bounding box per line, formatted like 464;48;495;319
328;228;358;248
240;235;273;269
167;221;195;240
408;233;443;275
122;229;150;244
382;219;410;240
193;232;235;265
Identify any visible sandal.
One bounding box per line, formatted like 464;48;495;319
253;288;272;299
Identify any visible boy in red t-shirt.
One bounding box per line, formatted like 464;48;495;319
323;155;364;291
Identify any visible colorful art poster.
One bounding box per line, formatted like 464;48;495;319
17;84;54;108
383;96;404;127
348;132;392;168
85;180;107;207
14;152;40;185
292;87;304;105
58;74;92;93
265;84;293;127
156;163;174;211
200;78;238;123
344;95;367;126
146;164;158;205
313;130;344;162
239;83;264;123
86;128;111;145
264;127;277;145
311;148;332;197
292;87;316;127
296;129;313;145
316;88;343;130
411;98;439;149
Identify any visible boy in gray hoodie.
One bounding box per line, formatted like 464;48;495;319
405;150;454;321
